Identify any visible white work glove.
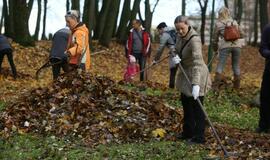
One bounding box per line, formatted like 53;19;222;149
192;85;200;100
172;55;181;65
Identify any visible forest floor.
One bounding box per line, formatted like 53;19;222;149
0;40;269;159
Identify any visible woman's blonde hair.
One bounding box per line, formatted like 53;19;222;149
218;7;231;21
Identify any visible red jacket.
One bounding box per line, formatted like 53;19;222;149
126;28;151;57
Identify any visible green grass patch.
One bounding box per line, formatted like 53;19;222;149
0;102;5;111
0;134;208;160
204;90;259;130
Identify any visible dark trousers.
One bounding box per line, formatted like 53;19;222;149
50;58;69;80
133;53;146;81
181;93;205;139
169;67;178;88
0;49;17;78
259;67;270;130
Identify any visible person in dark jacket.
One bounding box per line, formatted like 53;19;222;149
257;24;270;133
153;22;178;88
126;19;151;81
50;27;71;79
0;35;17;79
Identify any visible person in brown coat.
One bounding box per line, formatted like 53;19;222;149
174;15;211;144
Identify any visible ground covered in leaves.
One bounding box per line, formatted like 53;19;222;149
0;40;269;159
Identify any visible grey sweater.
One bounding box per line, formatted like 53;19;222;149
154;27;175;61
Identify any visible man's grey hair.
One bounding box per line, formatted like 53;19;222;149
65;10;80;22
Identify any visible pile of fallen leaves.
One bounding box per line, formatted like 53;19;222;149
0;70;182;147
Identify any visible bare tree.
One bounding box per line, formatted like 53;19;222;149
252;0;259;46
0;0;8;34
259;0;268;33
83;0;96;48
182;0;186;15
99;0;121;46
66;0;70;12
116;0;131;43
129;0;141;26
41;0;48;40
71;0;80;12
10;0;34;45
3;0;14;37
94;0;112;39
34;0;42;40
140;0;160;33
197;0;209;44
235;0;243;24
224;0;228;7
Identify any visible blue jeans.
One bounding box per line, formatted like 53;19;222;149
216;47;241;76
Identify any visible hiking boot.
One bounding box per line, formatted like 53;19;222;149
176;133;192;140
213;72;223;89
233;74;241;89
187;137;206;145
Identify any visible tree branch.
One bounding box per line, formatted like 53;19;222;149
197;0;203;9
152;0;160;13
138;6;143;22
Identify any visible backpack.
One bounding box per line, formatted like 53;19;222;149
223;21;240;41
166;29;177;44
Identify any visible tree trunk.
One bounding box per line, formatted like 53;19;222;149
4;0;15;38
95;0;99;29
34;0;42;40
198;0;208;45
144;0;159;33
41;0;48;40
94;0;112;39
259;0;268;34
12;0;34;46
116;0;131;43
253;0;259;46
66;0;70;12
0;0;8;34
235;0;243;24
130;0;141;26
99;0;121;46
224;0;228;8
182;0;186;16
144;0;152;32
82;0;96;49
71;0;80;12
83;0;90;27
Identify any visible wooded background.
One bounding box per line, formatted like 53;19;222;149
0;0;269;47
